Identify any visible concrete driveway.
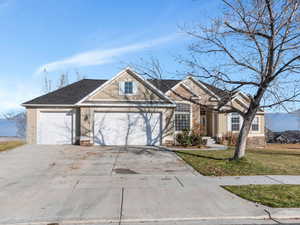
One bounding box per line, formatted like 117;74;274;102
0;145;268;224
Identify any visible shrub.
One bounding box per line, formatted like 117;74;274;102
224;132;238;146
175;129;191;147
190;132;203;146
175;129;204;147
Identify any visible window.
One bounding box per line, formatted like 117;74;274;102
175;103;191;131
176;103;190;112
252;117;259;131
231;113;240;131
124;81;133;94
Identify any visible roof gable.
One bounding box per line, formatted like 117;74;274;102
22;70;235;107
165;77;222;105
78;68;174;104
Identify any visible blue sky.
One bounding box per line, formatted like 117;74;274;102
0;0;223;113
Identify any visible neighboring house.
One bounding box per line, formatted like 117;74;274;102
22;68;265;146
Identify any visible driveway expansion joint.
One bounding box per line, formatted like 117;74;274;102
175;176;184;187
118;187;125;225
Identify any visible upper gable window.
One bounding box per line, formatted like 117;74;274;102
124;81;133;94
119;81;136;95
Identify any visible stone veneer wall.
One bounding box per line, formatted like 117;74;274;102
246;136;266;147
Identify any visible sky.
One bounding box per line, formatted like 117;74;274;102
0;0;224;113
1;0;298;114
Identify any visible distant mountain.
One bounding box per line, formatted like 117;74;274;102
0;119;17;137
291;109;300;114
265;113;300;132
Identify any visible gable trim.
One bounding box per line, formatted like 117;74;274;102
180;83;198;97
165;76;220;100
77;103;176;108
188;77;221;100
75;67;175;105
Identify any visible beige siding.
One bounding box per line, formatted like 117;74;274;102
26;108;37;144
167;78;218;106
222;112;265;137
80;107;93;141
191;102;201;131
230;100;248;113
217;113;227;137
88;71;163;101
248;114;265;137
167;78;220;136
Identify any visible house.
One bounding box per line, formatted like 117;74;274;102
22;68;265;146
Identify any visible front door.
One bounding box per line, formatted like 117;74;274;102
200;110;207;135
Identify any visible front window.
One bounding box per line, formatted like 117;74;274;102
231;112;240;131
124;81;133;94
175;103;190;131
252;117;259;131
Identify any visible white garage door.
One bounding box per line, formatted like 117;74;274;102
37;111;74;145
94;112;162;146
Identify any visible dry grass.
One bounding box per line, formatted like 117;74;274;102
264;143;300;150
0;141;25;152
223;185;300;208
176;144;300;176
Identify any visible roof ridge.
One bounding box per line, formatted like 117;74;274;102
81;78;108;81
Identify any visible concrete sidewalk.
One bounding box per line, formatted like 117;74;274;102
1;145;300;225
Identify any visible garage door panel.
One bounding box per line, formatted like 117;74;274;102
38;111;74;145
94;112;161;146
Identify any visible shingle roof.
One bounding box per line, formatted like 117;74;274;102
23;79;107;105
200;81;229;98
147;79;181;93
22;78;226;105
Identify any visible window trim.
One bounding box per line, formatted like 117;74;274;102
231;112;240;131
119;81;137;96
228;112;243;132
251;116;259;131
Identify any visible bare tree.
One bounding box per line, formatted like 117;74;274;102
42;69;52;94
57;72;69;89
43;70;84;94
179;0;300;159
75;71;86;81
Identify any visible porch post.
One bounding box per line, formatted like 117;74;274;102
212;110;215;137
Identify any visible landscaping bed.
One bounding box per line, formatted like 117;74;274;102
223;185;300;208
0;141;24;152
176;147;300;176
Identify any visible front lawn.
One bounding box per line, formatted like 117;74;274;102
176;147;300;176
223;185;300;208
0;141;24;152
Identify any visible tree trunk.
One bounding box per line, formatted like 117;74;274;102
233;110;257;160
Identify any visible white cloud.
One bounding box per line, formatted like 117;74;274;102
36;34;179;74
0;79;40;113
